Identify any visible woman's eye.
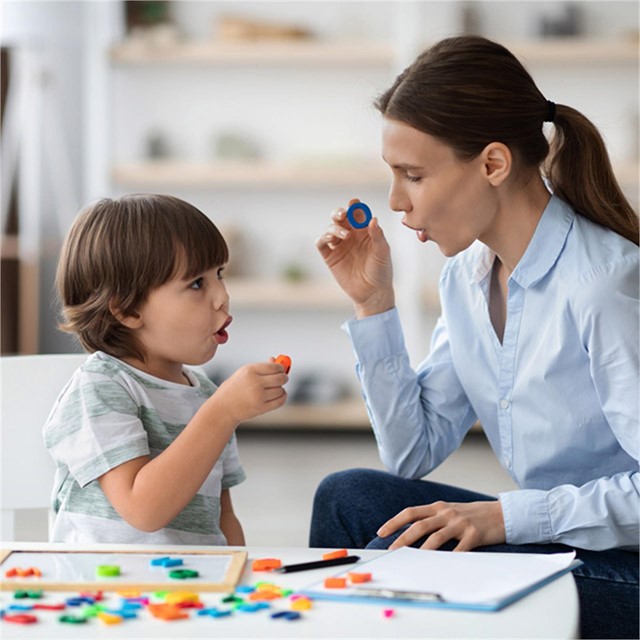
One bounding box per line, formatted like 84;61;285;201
190;277;205;290
406;174;423;183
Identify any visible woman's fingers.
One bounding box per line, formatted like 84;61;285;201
387;513;447;550
316;223;351;252
377;504;436;538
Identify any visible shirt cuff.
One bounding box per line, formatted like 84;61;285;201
342;308;406;364
499;489;553;545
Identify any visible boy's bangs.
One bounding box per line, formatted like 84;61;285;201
171;218;229;281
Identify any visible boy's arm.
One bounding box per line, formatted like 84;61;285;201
219;489;245;545
98;362;286;533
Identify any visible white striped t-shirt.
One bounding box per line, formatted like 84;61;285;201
43;351;245;545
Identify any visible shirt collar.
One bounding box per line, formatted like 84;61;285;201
472;195;575;289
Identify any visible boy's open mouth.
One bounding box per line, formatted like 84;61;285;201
214;316;232;344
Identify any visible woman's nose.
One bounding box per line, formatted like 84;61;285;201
389;178;411;213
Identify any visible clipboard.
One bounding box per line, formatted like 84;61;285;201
300;547;582;612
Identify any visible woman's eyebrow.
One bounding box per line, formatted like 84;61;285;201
382;156;423;171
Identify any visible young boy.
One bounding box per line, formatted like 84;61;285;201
44;194;289;544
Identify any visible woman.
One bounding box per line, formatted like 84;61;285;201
311;36;638;639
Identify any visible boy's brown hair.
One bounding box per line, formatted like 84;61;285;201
56;194;229;361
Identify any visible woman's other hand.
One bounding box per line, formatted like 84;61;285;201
377;500;506;551
316;203;395;318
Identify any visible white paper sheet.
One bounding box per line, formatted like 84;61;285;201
304;547;577;606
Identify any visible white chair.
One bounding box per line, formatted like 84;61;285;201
1;353;87;541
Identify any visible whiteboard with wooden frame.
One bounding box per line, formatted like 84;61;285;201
0;547;247;592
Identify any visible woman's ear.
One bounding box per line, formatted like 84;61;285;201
108;299;143;329
481;142;511;187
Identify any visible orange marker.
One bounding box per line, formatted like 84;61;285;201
274;354;291;374
322;548;348;560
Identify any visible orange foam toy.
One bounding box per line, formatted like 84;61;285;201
252;558;282;571
322;549;348;560
348;572;372;584
324;577;347;589
274;354;292;374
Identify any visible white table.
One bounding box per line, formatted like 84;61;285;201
1;542;579;639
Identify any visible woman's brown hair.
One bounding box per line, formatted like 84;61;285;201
56;193;229;361
375;35;638;245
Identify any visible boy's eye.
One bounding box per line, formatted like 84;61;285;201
189;277;205;290
217;267;225;280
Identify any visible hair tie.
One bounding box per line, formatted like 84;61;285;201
544;100;556;123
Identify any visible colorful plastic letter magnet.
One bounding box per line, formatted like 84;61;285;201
324;577;347;589
168;569;199;579
346;200;372;229
322;548;348;560
348;571;372;583
96;565;120;577
274;354;291;374
252;558;282;571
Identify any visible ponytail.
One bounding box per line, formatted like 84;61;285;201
545;105;638;246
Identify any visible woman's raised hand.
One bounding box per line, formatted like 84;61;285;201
316;203;395;318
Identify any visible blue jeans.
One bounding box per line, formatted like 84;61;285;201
309;468;639;640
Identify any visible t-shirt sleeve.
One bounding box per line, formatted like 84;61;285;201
44;374;150;488
220;433;246;489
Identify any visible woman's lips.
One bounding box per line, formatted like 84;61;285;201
214;316;232;345
403;221;429;243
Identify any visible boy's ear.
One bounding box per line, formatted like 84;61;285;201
108;299;143;329
481;142;511;187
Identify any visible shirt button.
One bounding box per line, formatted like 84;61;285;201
499;399;510;410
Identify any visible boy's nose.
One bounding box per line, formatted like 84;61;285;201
212;282;229;310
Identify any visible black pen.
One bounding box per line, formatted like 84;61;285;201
273;555;361;574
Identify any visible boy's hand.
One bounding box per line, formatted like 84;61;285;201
215;362;288;423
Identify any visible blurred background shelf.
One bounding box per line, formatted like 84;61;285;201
110;39;394;66
110;37;638;67
225;278;442;313
241;397;370;430
507;37;639;63
226;278;350;311
112;161;389;188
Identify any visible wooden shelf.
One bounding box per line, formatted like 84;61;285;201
507;38;639;64
112;160;637;191
110;39;394;67
226;278;442;313
112;160;389;188
226;278;351;311
241;397;370;430
240;397;483;432
110;37;637;67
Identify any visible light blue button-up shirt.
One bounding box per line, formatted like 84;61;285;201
344;195;639;551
